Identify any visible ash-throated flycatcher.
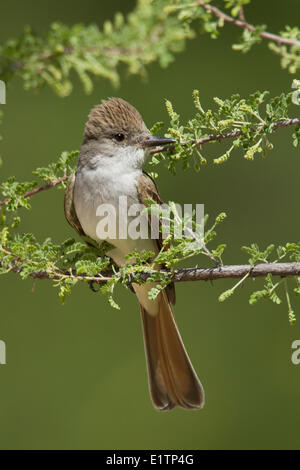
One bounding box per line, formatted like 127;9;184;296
64;98;205;410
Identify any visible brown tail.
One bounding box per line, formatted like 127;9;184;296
140;291;205;411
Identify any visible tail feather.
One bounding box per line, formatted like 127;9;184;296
140;291;205;411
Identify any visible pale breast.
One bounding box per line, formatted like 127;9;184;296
74;151;160;314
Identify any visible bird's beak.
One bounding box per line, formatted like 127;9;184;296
141;135;176;148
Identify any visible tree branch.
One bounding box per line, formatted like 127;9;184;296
172;262;300;282
149;117;300;155
6;262;300;283
197;0;300;47
0;175;67;206
3;46;142;75
0;117;299;207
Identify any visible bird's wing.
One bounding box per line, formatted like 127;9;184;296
64;174;121;283
137;171;176;305
138;170;163;206
64;173;86;237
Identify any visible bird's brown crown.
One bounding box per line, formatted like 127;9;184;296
84;97;148;141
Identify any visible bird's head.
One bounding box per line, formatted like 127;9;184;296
80;97;174;169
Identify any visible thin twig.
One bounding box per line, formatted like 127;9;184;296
197;0;300;47
149;117;300;155
0;175;67;206
238;6;245;22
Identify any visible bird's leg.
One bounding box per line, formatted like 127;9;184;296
88;279;101;293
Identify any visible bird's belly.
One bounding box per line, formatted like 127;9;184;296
74;167;160;315
74;167;158;261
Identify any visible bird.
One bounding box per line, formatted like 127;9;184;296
64;97;205;410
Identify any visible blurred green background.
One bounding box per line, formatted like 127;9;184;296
0;0;300;450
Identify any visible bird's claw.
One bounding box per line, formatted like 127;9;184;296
88;280;101;293
125;273;135;293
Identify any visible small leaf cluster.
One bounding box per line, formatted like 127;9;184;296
32;150;78;184
165;0;300;73
269;26;300;74
148;89;299;172
0;188;228;307
0;0;194;96
0;229;112;303
219;242;300;324
0;150;78;213
223;0;250;18
116;209;228;302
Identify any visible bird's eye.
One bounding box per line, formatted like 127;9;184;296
114;133;125;142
